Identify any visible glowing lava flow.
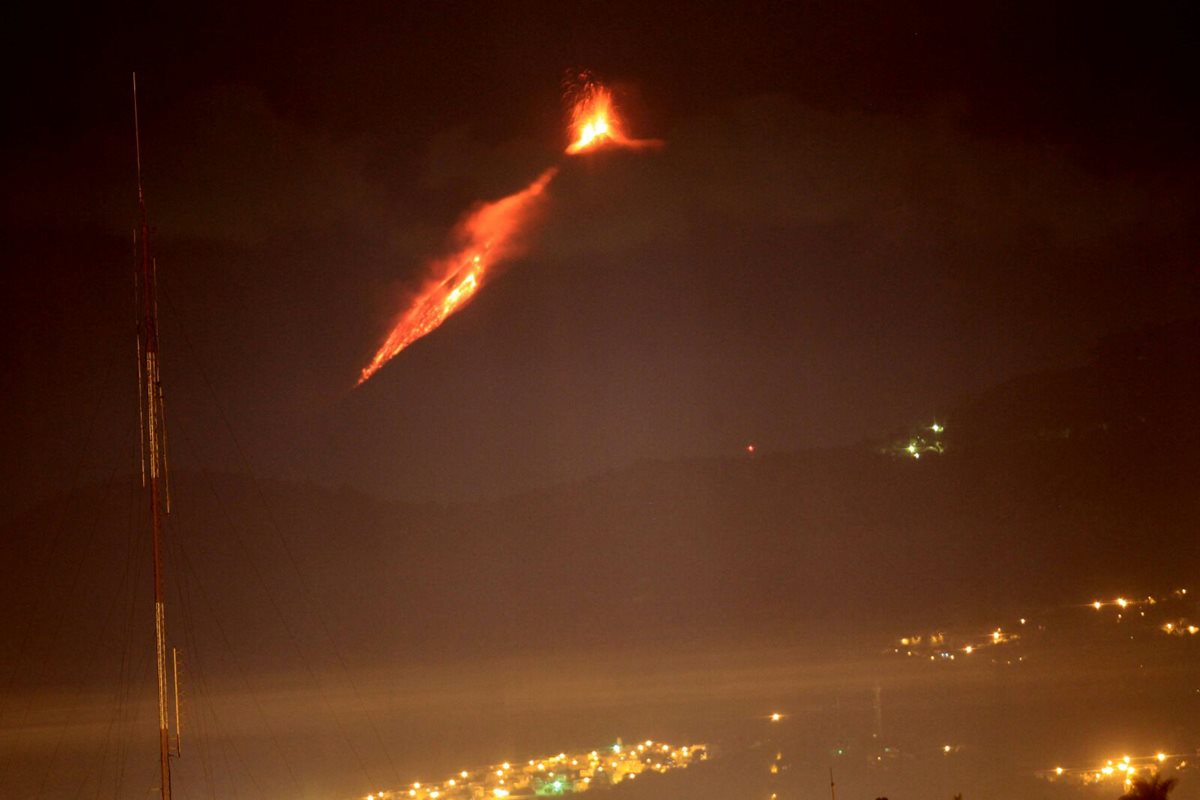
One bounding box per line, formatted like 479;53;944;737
357;168;557;385
357;75;659;386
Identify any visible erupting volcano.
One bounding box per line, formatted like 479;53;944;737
358;75;658;386
565;78;661;154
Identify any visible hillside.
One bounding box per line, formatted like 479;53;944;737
4;321;1198;685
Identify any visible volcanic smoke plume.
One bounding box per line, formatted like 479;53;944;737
358;76;658;386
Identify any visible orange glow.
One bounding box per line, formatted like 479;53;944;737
565;77;661;155
358;73;661;385
358;168;557;385
566;81;622;153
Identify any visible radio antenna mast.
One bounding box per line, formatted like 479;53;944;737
133;71;176;800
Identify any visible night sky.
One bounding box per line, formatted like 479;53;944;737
4;1;1197;508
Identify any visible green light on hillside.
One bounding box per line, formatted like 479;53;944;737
535;778;567;796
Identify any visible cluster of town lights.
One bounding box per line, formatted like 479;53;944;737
1041;751;1189;787
895;421;946;460
362;739;707;800
894;588;1194;663
894;626;1019;662
1091;591;1197;635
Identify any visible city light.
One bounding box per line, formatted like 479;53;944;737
887;420;947;459
364;739;709;800
1039;750;1191;786
892;587;1193;666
